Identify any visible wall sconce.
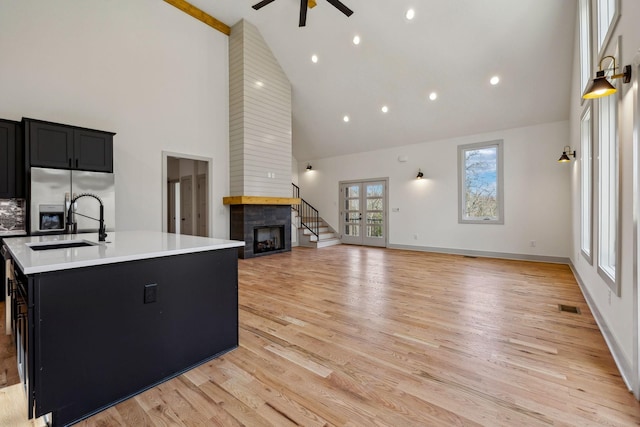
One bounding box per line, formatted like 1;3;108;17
306;163;312;171
558;146;576;162
416;169;424;179
583;55;632;99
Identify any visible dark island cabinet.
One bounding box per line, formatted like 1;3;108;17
25;119;114;173
0;119;25;198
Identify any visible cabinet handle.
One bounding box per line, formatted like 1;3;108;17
69;158;72;168
75;158;78;168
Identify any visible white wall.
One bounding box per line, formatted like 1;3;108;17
229;20;292;198
0;0;230;237
299;121;571;258
568;0;640;390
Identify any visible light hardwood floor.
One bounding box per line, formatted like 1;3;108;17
3;245;640;426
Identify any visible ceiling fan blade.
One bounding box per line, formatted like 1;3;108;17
299;0;308;26
325;0;353;17
252;0;276;10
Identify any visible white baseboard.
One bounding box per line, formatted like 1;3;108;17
568;260;635;394
387;243;569;264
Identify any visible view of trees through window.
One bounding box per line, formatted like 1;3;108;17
458;140;503;224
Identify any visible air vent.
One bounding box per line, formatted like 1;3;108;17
463;255;477;259
558;304;581;314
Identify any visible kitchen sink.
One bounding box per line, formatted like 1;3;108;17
27;240;98;251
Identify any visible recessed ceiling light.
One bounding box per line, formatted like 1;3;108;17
429;92;437;101
490;76;500;85
343;115;350;123
353;35;361;45
311;54;318;63
405;8;415;20
381;105;389;113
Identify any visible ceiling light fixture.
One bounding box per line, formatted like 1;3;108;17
429;92;437;101
558;146;576;162
381;105;389;113
490;76;500;85
343;115;350;122
405;8;415;20
311;54;318;63
353;35;361;45
583;55;632;99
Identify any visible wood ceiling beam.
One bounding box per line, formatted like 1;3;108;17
164;0;230;36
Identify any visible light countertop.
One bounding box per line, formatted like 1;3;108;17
3;231;244;274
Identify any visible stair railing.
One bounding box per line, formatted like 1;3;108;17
292;183;319;239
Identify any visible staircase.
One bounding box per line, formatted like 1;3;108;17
291;208;341;248
292;183;341;249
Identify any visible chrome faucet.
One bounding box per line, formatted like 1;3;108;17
66;193;107;242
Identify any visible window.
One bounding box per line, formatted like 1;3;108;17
578;0;591;96
458;140;504;224
580;105;593;263
597;72;619;292
596;0;619;56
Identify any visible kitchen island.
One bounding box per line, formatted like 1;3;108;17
3;231;244;426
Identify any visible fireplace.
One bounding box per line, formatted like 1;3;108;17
254;226;285;254
228;203;292;259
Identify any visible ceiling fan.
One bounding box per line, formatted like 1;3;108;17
252;0;353;27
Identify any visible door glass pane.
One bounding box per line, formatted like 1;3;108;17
345;212;360;222
345;185;359;197
366;198;382;211
366;184;383;197
345;225;360;236
367;225;383;238
345;199;359;210
366;212;382;224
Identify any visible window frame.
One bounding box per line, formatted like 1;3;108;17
596;53;621;295
595;0;620;59
457;140;504;225
580;103;593;264
579;0;592;98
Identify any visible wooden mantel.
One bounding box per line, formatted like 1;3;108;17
223;196;301;206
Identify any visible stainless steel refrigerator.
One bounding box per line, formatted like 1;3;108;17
30;167;115;235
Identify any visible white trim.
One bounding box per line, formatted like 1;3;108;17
632;61;640;399
387;243;568;264
569;260;634;392
161;151;213;237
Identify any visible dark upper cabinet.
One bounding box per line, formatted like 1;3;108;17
0;119;25;198
26;119;114;173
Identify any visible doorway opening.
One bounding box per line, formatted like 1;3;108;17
339;178;388;247
162;152;211;237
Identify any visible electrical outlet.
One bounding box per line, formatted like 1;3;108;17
413;234;418;240
144;283;158;304
530;240;536;248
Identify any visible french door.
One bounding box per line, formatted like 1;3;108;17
340;179;387;247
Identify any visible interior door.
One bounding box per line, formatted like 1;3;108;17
340;180;387;247
180;176;193;235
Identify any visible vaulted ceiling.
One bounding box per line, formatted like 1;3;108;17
187;0;577;161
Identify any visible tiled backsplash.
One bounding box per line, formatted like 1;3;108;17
0;199;26;232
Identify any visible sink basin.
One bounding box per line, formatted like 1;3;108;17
27;240;98;251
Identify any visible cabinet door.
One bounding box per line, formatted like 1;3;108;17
0;120;23;198
29;121;74;169
0;121;16;197
74;129;113;172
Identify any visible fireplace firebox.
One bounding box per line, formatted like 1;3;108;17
254;226;285;254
